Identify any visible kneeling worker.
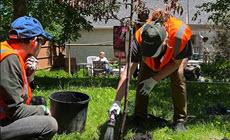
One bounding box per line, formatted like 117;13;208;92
0;16;58;140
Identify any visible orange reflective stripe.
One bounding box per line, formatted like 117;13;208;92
144;57;161;70
18;54;32;104
1;51;18;61
0;41;32;119
181;24;193;52
174;23;186;57
135;28;142;46
141;17;192;71
165;17;192;54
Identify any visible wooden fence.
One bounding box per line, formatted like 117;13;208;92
37;41;66;70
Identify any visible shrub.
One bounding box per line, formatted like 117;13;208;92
201;59;230;82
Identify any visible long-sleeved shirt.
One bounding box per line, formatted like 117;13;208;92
0;55;44;121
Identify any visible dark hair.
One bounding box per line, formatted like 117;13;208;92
8;38;34;45
8;30;35;44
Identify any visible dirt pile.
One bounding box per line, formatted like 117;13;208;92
132;133;153;140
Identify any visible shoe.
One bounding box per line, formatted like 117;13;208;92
173;121;187;132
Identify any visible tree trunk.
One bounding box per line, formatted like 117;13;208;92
13;0;27;20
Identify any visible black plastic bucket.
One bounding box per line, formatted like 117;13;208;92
49;91;91;134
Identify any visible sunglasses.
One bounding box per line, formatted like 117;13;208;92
37;36;47;45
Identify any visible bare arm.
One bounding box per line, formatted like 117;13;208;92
152;59;183;82
115;62;139;101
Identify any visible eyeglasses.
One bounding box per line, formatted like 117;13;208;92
37;36;47;45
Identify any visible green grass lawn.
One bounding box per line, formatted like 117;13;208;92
33;70;230;140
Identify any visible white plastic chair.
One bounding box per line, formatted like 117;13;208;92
86;56;98;76
111;66;125;77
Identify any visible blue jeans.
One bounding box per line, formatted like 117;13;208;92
106;65;111;72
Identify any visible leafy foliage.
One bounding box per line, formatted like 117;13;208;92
193;0;230;26
0;0;93;44
60;0;184;26
1;0;184;44
0;1;14;42
212;29;230;61
192;0;230;61
201;59;230;82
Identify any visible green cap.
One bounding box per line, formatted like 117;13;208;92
140;21;166;58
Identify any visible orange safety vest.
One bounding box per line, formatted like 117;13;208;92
0;41;32;119
135;17;192;71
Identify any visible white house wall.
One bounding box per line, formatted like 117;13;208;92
191;29;217;58
68;25;217;63
68;28;129;63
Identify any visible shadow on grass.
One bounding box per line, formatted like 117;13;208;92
98;114;171;140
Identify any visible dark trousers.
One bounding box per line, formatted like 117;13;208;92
0;115;58;140
134;59;187;122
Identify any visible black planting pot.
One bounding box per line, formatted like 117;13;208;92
49;91;91;134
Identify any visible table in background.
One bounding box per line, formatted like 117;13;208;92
76;63;92;76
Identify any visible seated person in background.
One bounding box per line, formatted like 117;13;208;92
95;51;111;72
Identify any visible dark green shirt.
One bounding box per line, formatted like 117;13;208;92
0;54;44;121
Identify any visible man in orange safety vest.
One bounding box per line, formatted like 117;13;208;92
109;9;193;132
0;16;58;140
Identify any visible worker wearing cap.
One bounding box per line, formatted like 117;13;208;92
0;16;58;140
109;10;192;131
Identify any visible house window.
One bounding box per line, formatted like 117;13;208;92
193;47;199;54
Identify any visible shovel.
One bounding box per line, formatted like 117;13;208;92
104;111;116;140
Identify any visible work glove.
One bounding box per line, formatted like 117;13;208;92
25;56;38;76
25;56;38;70
41;105;51;115
139;77;157;96
108;101;121;116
